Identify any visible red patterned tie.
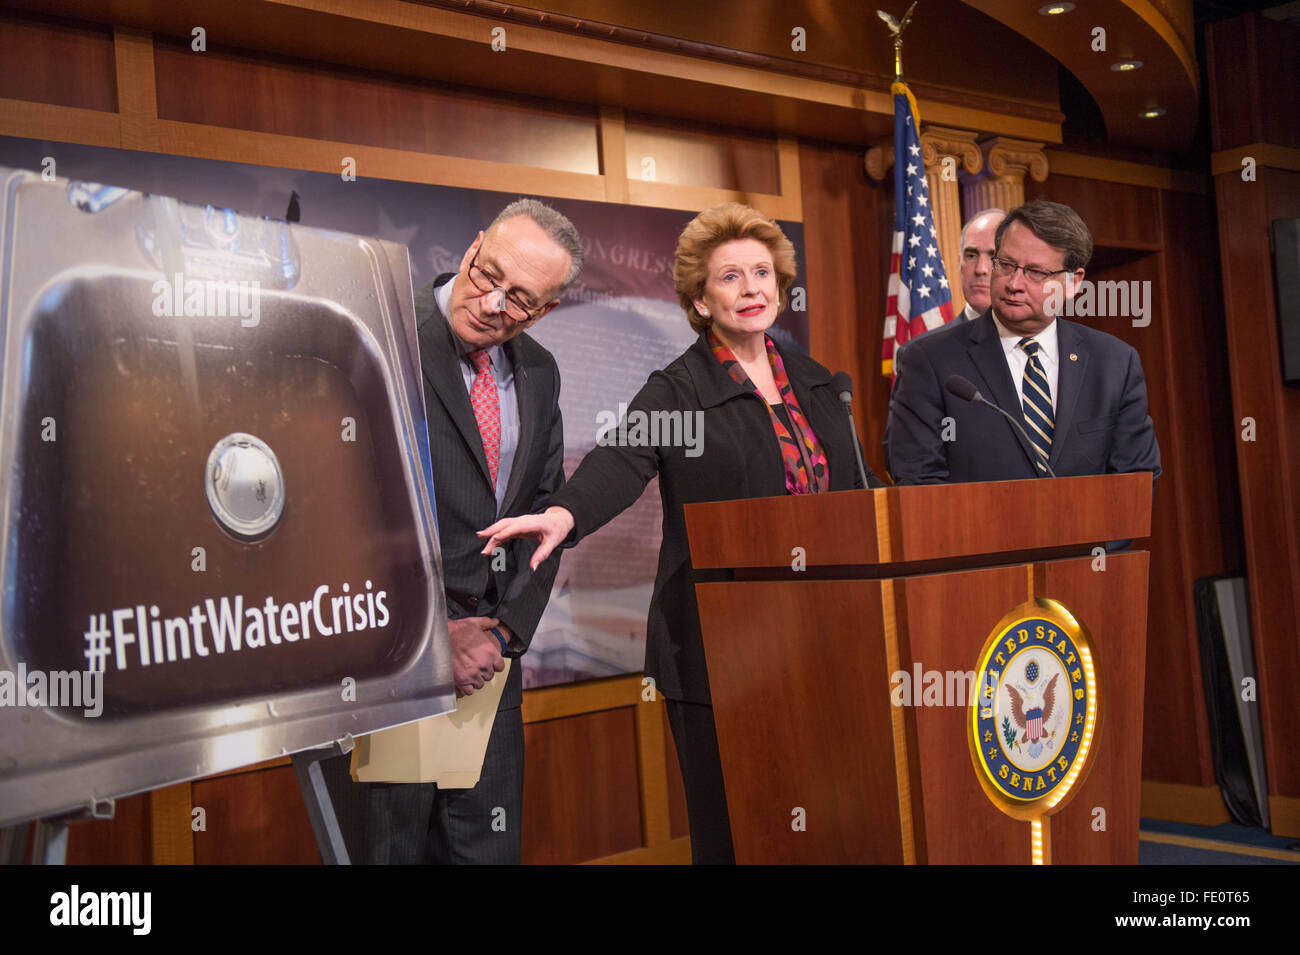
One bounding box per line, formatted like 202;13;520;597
468;349;501;489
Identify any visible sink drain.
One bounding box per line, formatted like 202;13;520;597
205;432;285;541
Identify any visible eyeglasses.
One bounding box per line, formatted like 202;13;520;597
465;247;548;324
991;257;1068;284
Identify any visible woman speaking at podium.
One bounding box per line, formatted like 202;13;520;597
479;202;882;863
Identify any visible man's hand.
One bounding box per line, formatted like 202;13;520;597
448;616;506;696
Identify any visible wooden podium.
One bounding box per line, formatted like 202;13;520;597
683;473;1153;864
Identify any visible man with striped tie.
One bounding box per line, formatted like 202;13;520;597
884;199;1161;485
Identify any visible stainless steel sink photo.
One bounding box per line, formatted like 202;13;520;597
0;168;453;827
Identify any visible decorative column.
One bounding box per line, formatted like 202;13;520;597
960;137;1049;221
864;126;983;314
920;126;982;314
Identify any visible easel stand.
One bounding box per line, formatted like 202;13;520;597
291;738;360;865
0;800;115;865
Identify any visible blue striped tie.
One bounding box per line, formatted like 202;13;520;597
1019;338;1054;473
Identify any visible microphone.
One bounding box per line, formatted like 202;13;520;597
832;372;871;490
943;374;1057;478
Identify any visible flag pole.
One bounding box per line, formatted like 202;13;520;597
877;1;956;378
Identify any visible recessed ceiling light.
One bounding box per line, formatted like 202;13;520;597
1112;60;1143;72
1039;2;1075;14
1140;108;1166;119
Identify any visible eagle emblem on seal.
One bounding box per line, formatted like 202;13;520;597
1004;670;1060;759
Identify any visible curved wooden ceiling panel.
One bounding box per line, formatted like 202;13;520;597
962;0;1199;151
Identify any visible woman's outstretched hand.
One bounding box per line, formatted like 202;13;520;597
478;506;577;570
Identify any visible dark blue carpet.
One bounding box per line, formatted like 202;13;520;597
1139;816;1300;865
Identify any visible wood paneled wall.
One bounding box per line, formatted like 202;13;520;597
152;38;604;175
1206;13;1300;839
57;678;692;865
624;114;781;194
1021;172;1242;818
0;10;116;112
797;140;893;475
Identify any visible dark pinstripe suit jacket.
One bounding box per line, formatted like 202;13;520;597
884;311;1161;484
415;275;565;710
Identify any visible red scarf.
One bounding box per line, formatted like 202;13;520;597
708;331;829;494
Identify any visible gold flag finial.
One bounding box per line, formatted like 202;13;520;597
877;1;919;80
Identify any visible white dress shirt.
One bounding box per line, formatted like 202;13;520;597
991;311;1059;411
961;302;980;323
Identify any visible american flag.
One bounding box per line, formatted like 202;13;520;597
881;82;954;377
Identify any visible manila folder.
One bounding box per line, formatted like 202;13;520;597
349;658;510;788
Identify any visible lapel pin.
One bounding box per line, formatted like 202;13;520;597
1069;353;1078;361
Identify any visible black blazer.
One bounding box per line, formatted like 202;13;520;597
415;276;565;710
546;331;881;705
883;311;1161;484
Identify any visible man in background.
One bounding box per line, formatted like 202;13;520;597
893;208;1005;363
953;208;1006;324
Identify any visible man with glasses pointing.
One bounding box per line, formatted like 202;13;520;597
367;199;583;864
884;199;1160;485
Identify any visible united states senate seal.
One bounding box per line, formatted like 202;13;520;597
969;597;1101;820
